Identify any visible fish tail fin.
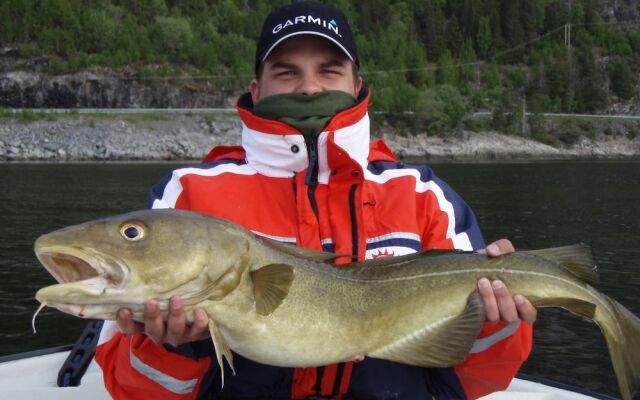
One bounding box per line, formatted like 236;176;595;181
527;243;599;283
597;294;640;400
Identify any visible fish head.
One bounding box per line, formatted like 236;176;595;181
34;209;252;321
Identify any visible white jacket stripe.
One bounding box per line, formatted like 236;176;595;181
365;169;472;251
468;320;521;354
130;349;198;394
152;164;258;209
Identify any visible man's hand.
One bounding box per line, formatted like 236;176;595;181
116;295;210;347
478;239;537;324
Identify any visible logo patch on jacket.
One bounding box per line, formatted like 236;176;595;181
371;249;395;259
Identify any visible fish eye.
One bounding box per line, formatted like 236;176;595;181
119;222;145;241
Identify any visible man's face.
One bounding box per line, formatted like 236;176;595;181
251;35;363;104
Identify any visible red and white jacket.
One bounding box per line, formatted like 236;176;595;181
96;89;532;400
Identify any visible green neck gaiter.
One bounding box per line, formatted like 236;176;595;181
252;91;357;139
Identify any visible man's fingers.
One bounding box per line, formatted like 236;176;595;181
166;296;187;346
116;308;145;335
478;278;499;323
119;300;212;347
185;308;211;342
483;239;515;257
144;300;166;343
515;295;538;324
492;280;519;323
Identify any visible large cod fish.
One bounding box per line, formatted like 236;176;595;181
33;209;640;399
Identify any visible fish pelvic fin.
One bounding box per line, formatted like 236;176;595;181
208;319;235;389
526;243;599;283
251;263;294;316
597;295;640;400
368;291;485;367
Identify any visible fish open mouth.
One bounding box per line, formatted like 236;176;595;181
35;247;127;294
32;247;130;328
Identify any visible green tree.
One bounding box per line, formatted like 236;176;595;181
575;46;608;112
150;16;194;62
415;84;466;133
0;2;14;42
500;0;523;48
546;49;575;112
460;0;481;37
609;58;636;100
82;10;118;53
445;16;464;56
436;49;458;86
603;30;632;56
215;33;255;74
424;0;445;61
35;0;81;56
476;16;492;59
406;40;429;88
484;62;501;89
492;85;523;135
127;0;167;23
628;30;640;53
458;38;477;91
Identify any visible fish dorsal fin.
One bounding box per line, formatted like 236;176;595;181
208;318;235;388
251;264;294;316
368;291;485;367
526;244;599;283
258;237;346;262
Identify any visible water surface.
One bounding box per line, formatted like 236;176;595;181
1;161;638;398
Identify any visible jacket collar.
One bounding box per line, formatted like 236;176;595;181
235;88;371;182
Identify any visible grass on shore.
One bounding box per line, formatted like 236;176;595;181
0;108;62;123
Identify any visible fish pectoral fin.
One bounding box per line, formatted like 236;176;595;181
368;291;485;367
208;319;235;388
251;263;294;316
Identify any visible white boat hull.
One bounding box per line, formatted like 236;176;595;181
0;349;607;400
0;350;109;399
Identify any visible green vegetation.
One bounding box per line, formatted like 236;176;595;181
0;108;59;123
1;0;639;136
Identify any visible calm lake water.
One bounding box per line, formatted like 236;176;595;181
1;161;639;398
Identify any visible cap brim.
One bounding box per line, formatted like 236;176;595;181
260;31;355;64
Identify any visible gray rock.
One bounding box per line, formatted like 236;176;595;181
0;70;235;108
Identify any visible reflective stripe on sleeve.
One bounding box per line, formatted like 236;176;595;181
130;348;198;394
468;320;521;354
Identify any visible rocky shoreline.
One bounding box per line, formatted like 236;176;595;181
2;113;640;162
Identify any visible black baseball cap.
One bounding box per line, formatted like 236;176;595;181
255;1;359;74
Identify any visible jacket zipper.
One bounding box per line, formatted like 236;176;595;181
305;136;320;221
348;184;359;258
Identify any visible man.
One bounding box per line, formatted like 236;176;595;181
96;2;536;399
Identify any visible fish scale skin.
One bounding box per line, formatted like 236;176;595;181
205;243;600;368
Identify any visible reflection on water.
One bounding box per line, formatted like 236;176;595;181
1;161;639;397
0;163;185;353
435;161;640;397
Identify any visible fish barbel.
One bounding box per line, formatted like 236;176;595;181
33;209;640;399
